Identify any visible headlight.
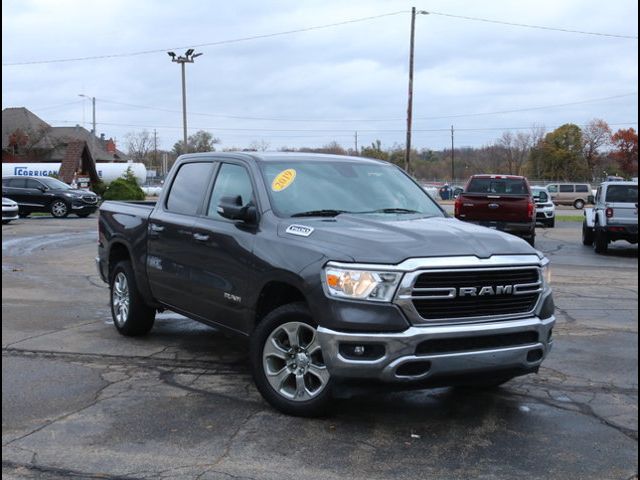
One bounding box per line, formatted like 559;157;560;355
541;263;551;288
323;266;402;302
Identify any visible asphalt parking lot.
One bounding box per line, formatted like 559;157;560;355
2;214;638;480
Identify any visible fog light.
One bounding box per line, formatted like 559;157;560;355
339;343;385;360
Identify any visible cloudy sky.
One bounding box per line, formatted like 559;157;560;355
2;0;638;153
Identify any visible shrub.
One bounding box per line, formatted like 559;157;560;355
91;180;107;197
102;178;145;201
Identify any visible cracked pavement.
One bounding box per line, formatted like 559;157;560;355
2;216;637;479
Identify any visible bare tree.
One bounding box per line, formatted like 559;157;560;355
125;130;154;162
248;139;270;152
496;131;532;175
582;119;611;180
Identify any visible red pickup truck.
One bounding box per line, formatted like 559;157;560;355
454;174;536;246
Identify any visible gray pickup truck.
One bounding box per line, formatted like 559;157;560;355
96;152;555;416
582;181;638;253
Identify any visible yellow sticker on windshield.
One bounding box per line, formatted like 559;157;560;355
272;169;296;192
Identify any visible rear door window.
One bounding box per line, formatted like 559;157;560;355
605;185;638;203
165;162;213;215
466;178;528;195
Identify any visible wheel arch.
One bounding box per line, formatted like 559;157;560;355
255;281;307;326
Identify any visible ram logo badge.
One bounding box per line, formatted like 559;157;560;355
458;285;514;297
286;224;314;237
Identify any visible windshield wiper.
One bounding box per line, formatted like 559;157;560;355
359;208;422;214
291;209;351;217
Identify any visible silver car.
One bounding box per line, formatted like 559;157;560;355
2;197;19;224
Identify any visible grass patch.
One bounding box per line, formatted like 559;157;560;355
556;214;584;222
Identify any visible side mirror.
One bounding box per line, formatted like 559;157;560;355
217;195;257;224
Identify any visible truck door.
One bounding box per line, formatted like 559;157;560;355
147;161;215;313
188;162;259;333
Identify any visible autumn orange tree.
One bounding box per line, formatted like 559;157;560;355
610;128;638;177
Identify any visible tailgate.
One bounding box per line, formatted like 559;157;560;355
458;194;531;222
604;184;638;225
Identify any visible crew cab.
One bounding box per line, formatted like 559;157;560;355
96;153;554;416
582;181;638;253
454;175;536;246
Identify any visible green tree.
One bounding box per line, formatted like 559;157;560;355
360;140;389;161
534;124;588;180
102;167;145;201
172;130;221;155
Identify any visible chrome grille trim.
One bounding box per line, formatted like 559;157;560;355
394;265;543;326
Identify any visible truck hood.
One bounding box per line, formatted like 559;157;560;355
277;214;537;264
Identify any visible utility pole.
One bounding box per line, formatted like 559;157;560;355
404;7;417;174
78;94;96;135
451;125;455;182
404;8;429;174
168;49;203;153
354;131;359;155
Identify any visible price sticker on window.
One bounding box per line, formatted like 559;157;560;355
272;169;296;192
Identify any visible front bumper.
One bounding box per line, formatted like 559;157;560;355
318;316;554;383
2;205;19;221
465;220;535;238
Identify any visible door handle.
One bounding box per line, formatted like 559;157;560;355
193;233;210;242
149;224;165;233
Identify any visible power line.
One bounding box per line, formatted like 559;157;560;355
2;11;407;66
426;10;638;39
93;92;638;123
50;119;638;134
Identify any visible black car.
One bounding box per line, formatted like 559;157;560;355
2;176;99;218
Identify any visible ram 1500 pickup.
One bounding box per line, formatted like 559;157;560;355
455;174;536;246
96;153;555;416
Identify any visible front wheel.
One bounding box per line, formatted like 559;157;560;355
50;199;69;218
110;260;155;336
250;303;333;417
546;218;555;228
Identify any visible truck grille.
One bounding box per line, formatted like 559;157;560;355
410;268;541;321
82;195;98;204
415;331;539;355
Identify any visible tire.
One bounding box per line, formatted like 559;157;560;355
573;199;585;210
582;221;594;246
250;302;333;417
109;260;155;336
546;218;555;228
50;199;69;218
2;220;10;225
19;213;30;218
526;235;535;247
593;229;608;254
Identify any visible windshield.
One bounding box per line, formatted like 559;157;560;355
260;161;444;218
531;188;548;202
39;177;72;190
605;185;638;203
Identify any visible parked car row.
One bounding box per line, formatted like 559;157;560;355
1;175;99;219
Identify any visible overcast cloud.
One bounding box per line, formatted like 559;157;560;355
2;0;638;153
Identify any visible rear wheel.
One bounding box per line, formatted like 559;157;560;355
250;302;332;417
582;221;594;246
546;217;555;228
574;199;585;209
593;229;608;254
110;260;155;336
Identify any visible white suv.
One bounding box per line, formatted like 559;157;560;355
531;186;556;228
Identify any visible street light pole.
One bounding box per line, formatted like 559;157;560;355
78;94;96;135
404;8;428;175
168;49;203;153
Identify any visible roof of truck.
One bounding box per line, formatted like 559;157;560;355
177;151;389;165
